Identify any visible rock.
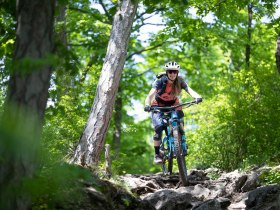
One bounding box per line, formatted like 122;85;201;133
241;171;259;192
234;175;248;192
121;174;161;195
143;189;195;210
117;166;280;210
207;181;227;199
217;197;231;209
86;187;114;210
191;184;211;200
245;184;280;210
273;166;280;171
84;178;156;210
189;169;210;182
193;199;222;210
228;192;248;210
229;199;247;210
219;170;248;193
31;165;280;210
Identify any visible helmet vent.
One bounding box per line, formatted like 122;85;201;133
164;61;180;70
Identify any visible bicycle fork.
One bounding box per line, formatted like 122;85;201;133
171;118;188;157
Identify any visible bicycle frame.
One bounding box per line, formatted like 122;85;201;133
159;109;187;176
150;100;197;185
161;110;187;159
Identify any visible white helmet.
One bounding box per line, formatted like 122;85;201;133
164;61;180;71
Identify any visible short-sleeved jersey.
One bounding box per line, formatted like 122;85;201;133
151;76;188;107
152;76;188;91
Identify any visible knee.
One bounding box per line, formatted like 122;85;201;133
177;110;184;118
176;110;185;125
153;125;163;141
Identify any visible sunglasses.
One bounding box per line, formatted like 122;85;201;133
167;70;178;74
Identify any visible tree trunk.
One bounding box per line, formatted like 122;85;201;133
245;3;252;69
7;0;55;120
113;87;122;158
276;36;280;74
71;0;138;167
105;144;112;178
0;0;55;209
56;3;67;45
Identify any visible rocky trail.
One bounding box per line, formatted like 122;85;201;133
68;166;280;210
119;167;280;210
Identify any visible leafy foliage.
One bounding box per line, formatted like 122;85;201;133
38;0;280;173
27;162;96;209
1;0;280;177
259;169;280;185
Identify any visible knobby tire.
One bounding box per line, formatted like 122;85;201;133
168;149;173;174
161;138;173;175
173;126;188;186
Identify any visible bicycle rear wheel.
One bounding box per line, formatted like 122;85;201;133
173;126;188;186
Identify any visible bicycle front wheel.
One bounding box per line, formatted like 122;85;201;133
160;138;173;175
173;126;188;186
168;149;173;174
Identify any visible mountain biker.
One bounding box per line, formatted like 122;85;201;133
144;61;202;164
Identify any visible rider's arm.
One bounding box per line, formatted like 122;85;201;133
181;80;202;103
181;79;202;99
186;86;202;99
145;88;157;106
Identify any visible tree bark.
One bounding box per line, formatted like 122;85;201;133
71;0;138;167
276;36;280;74
105;144;112;178
0;0;55;209
113;87;122;158
245;3;252;69
56;3;67;45
7;0;55;121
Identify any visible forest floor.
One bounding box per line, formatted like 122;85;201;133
38;165;280;210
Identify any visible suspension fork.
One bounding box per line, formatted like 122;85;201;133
170;111;188;155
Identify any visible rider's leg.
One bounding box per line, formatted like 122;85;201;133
177;110;185;134
180;121;184;133
151;112;164;164
153;125;163;164
177;110;188;155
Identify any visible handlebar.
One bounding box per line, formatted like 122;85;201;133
149;100;197;112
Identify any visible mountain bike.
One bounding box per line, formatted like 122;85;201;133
149;100;197;186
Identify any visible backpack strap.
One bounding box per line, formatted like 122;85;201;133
156;72;167;79
155;74;169;103
157;74;168;96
